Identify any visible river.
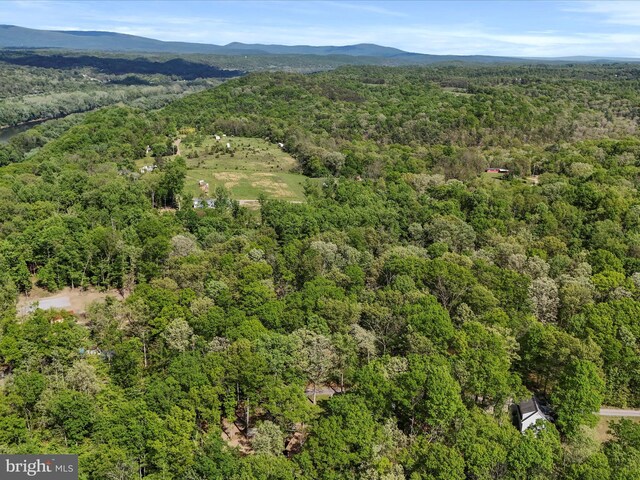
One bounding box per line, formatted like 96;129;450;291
0;119;49;144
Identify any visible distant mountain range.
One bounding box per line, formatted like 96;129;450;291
1;25;638;64
0;25;500;61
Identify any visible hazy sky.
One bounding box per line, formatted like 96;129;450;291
2;0;640;57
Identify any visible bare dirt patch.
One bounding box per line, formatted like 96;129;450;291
214;172;246;189
221;418;253;455
173;138;182;156
214;172;244;181
251;179;292;197
17;286;126;319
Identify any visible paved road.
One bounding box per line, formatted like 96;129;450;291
600;408;640;417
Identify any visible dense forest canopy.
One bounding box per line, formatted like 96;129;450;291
165;64;640;176
1;63;640;479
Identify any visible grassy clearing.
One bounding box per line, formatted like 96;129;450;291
481;171;508;180
181;136;308;201
594;415;640;443
480;172;507;184
441;86;472;97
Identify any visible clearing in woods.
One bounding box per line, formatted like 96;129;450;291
159;136;309;201
16;286;125;320
593;415;640;443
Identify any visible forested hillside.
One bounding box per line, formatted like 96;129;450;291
165;64;640;176
1;64;640;479
0;50;240;128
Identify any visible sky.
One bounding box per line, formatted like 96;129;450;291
2;0;640;58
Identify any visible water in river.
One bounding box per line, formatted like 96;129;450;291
0;119;49;144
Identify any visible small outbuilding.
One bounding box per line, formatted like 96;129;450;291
486;168;510;174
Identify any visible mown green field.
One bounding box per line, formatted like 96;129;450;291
181;136;308;201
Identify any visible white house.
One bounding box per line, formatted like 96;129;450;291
226;142;231;149
215;135;221;141
516;398;550;433
278;142;285;148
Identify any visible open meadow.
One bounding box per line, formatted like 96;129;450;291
179;135;308;201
